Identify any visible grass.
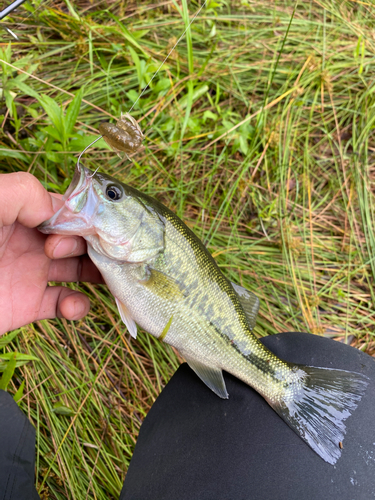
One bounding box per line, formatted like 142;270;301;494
1;0;375;497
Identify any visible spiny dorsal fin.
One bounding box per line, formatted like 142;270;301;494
185;357;228;399
115;297;137;338
231;282;259;330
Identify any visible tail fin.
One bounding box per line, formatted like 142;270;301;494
270;366;369;464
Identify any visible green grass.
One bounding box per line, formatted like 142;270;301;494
1;0;375;497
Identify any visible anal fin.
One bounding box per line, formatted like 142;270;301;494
115;297;137;339
185;357;228;399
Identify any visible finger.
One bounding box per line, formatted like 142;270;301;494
48;255;104;284
0;172;64;228
37;286;91;322
45;234;87;259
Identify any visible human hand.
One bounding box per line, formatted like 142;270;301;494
0;172;103;336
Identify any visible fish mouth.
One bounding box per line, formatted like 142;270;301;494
38;206;90;235
62;163;84;200
38;165;101;236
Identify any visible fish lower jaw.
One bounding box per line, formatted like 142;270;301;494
38;204;96;236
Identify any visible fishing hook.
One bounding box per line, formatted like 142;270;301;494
76;135;102;171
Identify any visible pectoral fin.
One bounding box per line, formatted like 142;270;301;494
231;282;259;330
185;357;228;399
142;267;186;301
115;297;137;338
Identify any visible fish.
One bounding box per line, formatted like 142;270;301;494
39;165;369;465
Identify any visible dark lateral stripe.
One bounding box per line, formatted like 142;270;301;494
208;321;276;377
244;351;276;376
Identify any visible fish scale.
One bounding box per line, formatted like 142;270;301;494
39;165;369;465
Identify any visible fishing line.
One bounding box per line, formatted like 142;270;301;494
77;0;208;170
128;0;208;113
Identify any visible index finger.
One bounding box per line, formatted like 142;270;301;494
0;172;64;228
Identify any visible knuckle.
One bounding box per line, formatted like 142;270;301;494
12;172;43;195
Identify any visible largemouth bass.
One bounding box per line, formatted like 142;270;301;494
39;165;368;465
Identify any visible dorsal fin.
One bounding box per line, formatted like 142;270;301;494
231;282;259;330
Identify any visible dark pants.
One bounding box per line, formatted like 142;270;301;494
0;392;39;500
1;333;375;500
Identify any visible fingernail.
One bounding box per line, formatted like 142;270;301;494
53;238;78;259
51;194;63;213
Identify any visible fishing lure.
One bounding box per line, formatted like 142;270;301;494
99;112;144;157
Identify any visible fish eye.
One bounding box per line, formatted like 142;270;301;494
105;184;123;201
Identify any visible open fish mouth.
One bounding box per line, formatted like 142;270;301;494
38;165;101;236
62;163;85;201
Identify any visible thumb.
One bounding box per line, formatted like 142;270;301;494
37;286;91;322
0;172;64;228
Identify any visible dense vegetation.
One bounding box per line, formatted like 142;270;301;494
1;0;375;497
